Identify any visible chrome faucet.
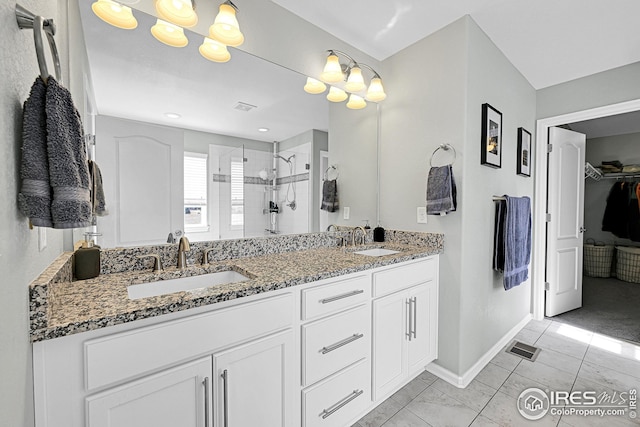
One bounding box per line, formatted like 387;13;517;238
352;226;367;246
177;236;190;269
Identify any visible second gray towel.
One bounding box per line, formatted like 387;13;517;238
426;165;457;215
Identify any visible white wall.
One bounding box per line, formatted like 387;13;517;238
0;2;67;425
584;132;640;246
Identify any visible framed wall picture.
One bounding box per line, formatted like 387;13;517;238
481;103;502;168
517;127;532;177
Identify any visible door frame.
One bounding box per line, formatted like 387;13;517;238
532;98;640;320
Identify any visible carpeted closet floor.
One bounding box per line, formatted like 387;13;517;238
550;275;640;344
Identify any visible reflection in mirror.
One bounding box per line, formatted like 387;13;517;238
75;1;329;248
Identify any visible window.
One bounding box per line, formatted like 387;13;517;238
230;157;244;228
184;152;209;232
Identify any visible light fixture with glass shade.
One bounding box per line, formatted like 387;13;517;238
208;0;244;47
326;86;348;102
346;94;367;110
91;0;138;29
155;0;197;28
303;77;326;94
307;49;387;109
151;19;189;47
199;37;231;62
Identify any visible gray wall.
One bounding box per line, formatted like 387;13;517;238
0;1;67;426
584;132;640;246
379;16;536;376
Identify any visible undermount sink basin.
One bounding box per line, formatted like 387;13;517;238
127;270;250;300
353;248;401;257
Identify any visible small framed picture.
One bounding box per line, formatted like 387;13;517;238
517;127;532;177
481;103;502;168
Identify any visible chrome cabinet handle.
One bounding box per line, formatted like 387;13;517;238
320;389;364;419
406;299;413;341
221;369;229;427
320;289;364;304
320;333;364;354
203;377;210;427
411;297;417;339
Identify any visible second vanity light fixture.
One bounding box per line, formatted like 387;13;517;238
304;50;387;110
91;0;243;63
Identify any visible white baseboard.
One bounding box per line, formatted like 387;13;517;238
426;313;532;388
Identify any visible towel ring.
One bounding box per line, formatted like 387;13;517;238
430;143;456;167
16;4;62;85
324;165;339;181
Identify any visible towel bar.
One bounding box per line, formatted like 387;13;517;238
430;143;456;167
16;4;62;84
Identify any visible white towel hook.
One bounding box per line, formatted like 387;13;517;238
430;143;456;167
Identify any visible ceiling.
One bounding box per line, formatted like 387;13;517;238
272;0;640;90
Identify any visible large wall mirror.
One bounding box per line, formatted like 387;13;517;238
75;0;334;248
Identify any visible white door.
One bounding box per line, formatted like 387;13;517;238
213;330;294;427
545;127;586;317
86;357;212;427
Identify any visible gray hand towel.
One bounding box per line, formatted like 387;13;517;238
45;77;92;228
321;179;339;212
503;196;531;290
426;165;457;215
89;160;108;216
18;77;53;227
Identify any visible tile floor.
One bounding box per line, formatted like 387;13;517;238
353;319;640;426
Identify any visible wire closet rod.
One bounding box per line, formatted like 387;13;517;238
15;3;62;84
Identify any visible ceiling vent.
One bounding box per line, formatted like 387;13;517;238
234;102;257;112
505;340;541;361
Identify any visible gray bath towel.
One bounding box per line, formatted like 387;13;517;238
45;77;92;228
89;160;108;216
321;179;339;212
18;77;53;227
502;196;531;290
426;165;457;215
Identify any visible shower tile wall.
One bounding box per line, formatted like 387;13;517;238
276;143;311;235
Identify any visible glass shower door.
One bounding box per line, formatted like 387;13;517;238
218;146;244;239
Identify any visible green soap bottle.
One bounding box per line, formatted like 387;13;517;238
74;235;101;280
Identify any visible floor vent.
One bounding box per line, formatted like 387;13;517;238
505;340;541;361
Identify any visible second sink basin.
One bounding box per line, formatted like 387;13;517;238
353;248;401;257
128;270;250;300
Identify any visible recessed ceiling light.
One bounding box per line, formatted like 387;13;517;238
258;127;269;132
164;112;181;119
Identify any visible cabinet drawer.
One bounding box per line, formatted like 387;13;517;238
373;257;436;297
302;359;370;427
302;275;370;320
302;305;369;386
85;293;293;391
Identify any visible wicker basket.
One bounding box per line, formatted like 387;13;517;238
583;241;614;278
615;246;640;283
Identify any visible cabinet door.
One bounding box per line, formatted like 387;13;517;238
86;357;212;427
372;291;408;400
213;330;294;427
407;282;438;374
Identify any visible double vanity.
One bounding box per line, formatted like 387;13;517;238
29;230;443;427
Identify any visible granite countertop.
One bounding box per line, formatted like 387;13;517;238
30;234;443;342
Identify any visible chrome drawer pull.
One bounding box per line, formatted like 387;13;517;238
202;377;210;427
411;297;417;339
320;289;364;304
221;369;229;427
320;389;364;419
406;299;412;341
320;333;364;354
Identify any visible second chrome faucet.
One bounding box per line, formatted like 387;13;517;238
177;236;190;269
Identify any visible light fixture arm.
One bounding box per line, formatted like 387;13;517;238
358;62;382;80
326;49;382;79
225;0;239;12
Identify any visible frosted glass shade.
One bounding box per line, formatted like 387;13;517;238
199;37;231;62
91;0;137;29
151;19;189;47
346;94;367;110
366;77;387;102
345;66;365;92
303;77;327;94
326;87;348;102
209;3;244;47
155;0;197;28
320;54;343;83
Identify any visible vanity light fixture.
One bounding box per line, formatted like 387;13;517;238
303;77;327;95
199;37;231;62
151;19;189;47
208;0;244;47
91;0;138;29
307;49;387;109
155;0;198;28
